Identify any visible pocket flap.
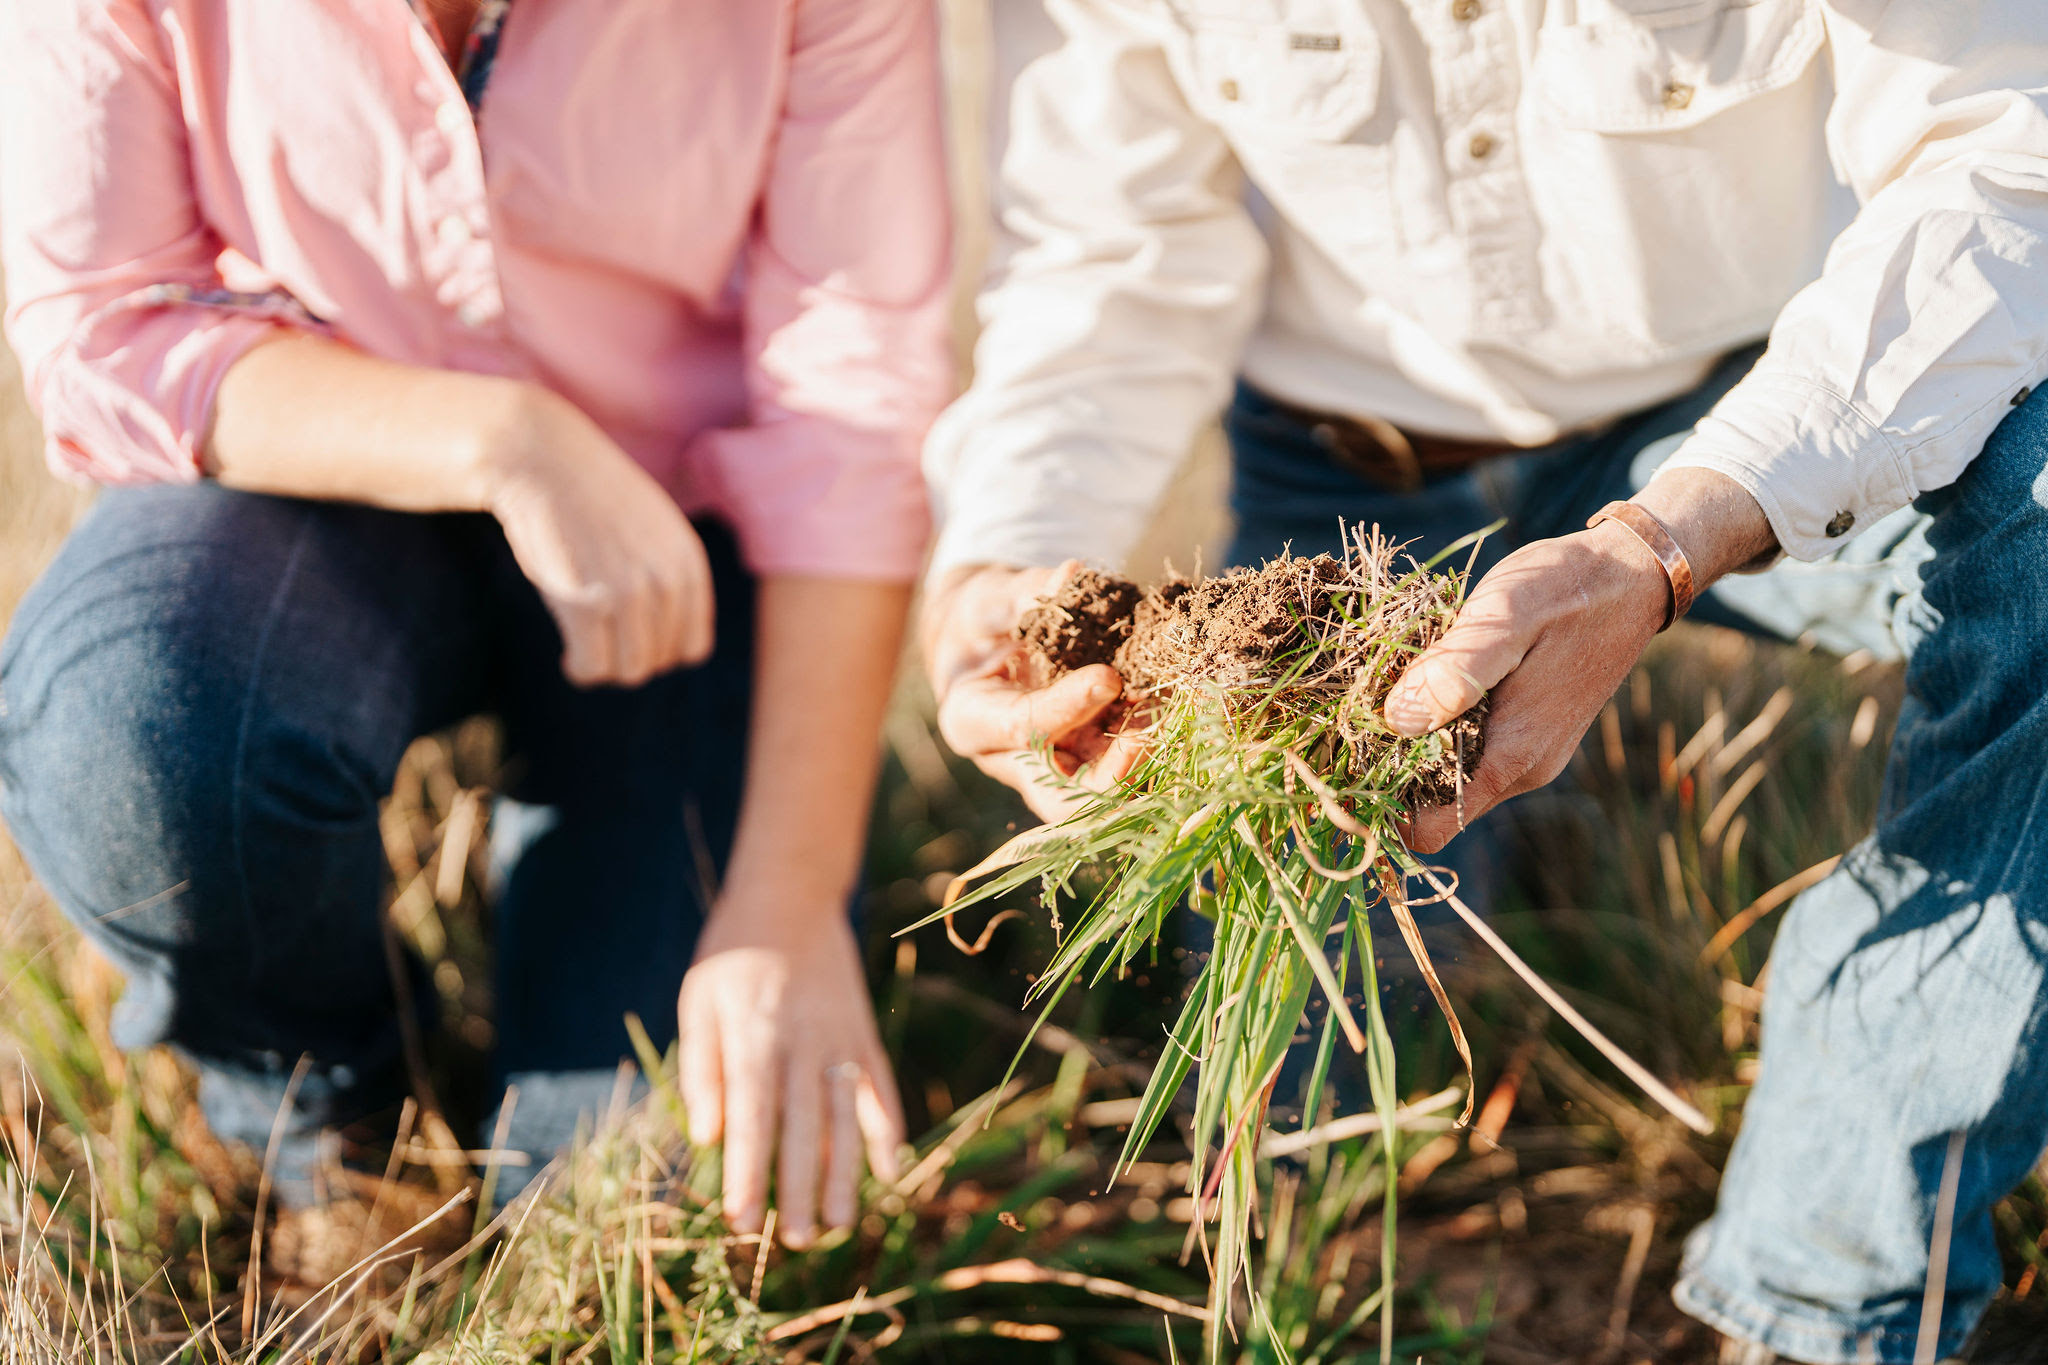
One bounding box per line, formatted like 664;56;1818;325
1174;8;1382;143
1534;0;1823;133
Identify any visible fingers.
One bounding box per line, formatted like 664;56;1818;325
678;992;724;1148
855;1052;906;1187
776;1069;824;1249
675;529;716;667
1402;773;1504;854
974;750;1096;825
719;1032;775;1237
540;521;715;688
821;1065;864;1233
554;598;618;688
613;572;661;687
1077;725;1149;792
610;520;715;684
937;663;1124;758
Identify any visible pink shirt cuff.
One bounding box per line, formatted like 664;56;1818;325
32;291;310;484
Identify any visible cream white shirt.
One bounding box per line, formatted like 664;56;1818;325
925;0;2048;572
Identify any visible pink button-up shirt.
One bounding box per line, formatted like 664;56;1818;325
0;0;953;580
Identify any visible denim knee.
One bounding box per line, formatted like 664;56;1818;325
2;546;319;1058
0;490;450;1076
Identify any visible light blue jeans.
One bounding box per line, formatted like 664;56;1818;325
1227;348;2047;1362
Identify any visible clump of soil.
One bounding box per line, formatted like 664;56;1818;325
1015;568;1143;679
1016;550;1487;809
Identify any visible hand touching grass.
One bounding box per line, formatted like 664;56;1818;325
677;577;914;1248
677;894;904;1248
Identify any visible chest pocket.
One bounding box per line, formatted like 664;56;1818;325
1169;4;1383;144
1532;0;1823;132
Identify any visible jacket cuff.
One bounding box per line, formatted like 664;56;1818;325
1660;374;1918;562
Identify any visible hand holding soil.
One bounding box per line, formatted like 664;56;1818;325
1385;520;1677;852
925;562;1146;823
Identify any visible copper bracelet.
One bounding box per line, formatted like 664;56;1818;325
1586;500;1696;631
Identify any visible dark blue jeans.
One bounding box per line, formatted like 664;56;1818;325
1228;355;2048;1361
0;485;753;1202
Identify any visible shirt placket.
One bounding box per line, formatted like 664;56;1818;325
1418;0;1546;337
398;1;513;363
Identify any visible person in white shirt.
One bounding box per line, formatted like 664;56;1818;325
920;3;2048;1360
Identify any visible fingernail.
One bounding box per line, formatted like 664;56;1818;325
1385;689;1432;736
1087;680;1116;703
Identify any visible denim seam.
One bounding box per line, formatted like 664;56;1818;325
229;509;315;1015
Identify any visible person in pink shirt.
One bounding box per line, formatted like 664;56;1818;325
0;0;952;1251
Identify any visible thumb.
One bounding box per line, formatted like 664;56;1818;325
939;662;1124;757
1384;599;1529;737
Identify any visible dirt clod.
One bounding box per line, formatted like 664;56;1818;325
1015;568;1144;684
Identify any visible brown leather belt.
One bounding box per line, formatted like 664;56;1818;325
1265;395;1524;493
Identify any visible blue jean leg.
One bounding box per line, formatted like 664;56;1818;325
1674;388;2048;1363
0;487;493;1201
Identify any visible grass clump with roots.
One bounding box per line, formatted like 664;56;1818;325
932;526;1721;1362
932;527;1495;1361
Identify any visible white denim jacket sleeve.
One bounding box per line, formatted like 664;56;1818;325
1662;2;2048;560
922;0;1267;578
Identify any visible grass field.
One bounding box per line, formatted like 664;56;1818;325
3;8;2047;1360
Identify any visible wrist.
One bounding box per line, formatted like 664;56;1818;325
1581;519;1677;632
466;379;570;514
715;858;858;923
1631;467;1778;585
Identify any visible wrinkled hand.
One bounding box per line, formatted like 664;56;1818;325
925;562;1146;823
486;388;715;687
1383;523;1670;853
676;894;905;1248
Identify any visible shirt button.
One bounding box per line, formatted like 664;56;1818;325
2013;385;2034;407
1662;81;1695;111
435;102;470;135
1467;132;1496;160
1825;510;1856;538
437;216;473;248
1219;78;1241;101
456;300;493;329
1451;0;1482;19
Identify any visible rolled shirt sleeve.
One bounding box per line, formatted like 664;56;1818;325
0;0;315;486
690;0;955;583
1665;0;2048;561
921;0;1269;580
